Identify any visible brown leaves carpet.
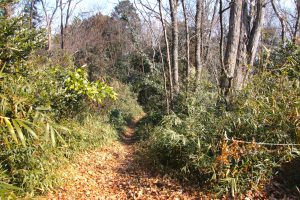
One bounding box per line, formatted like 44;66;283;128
47;114;203;200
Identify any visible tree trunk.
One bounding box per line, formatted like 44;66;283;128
169;0;179;94
60;0;64;49
195;0;202;82
158;41;170;114
234;1;250;90
293;1;300;43
220;0;242;103
181;0;190;83
29;0;35;29
47;26;52;50
204;0;218;63
158;0;173;100
247;0;265;66
271;0;285;43
65;0;71;29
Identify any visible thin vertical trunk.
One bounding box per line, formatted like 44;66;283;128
271;0;285;43
219;0;224;73
41;0;59;50
65;0;71;29
158;41;170;114
158;0;173;100
47;26;52;50
29;0;35;29
204;0;218;63
224;0;242;78
169;0;179;94
195;0;202;82
60;0;64;49
247;0;265;66
293;1;300;43
181;0;190;82
235;1;250;90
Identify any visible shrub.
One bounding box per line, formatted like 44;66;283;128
141;44;300;197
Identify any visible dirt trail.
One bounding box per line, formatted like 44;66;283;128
47;113;201;200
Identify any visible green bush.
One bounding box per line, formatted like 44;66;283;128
0;15;120;198
141;44;300;197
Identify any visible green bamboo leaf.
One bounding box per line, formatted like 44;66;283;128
50;127;56;147
45;122;50;142
0;181;21;191
3;118;18;143
12;119;26;147
54;128;66;145
16;120;38;139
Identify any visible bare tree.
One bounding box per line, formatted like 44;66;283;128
293;0;300;43
195;0;202;82
169;0;179;94
65;0;82;29
271;0;286;43
60;0;64;49
247;0;265;66
220;0;242;103
181;0;190;83
40;0;59;50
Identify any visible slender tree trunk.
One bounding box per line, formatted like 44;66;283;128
158;41;170;114
169;0;179;94
219;0;224;74
41;0;59;51
60;0;64;49
271;0;285;43
29;0;35;29
47;25;52;50
181;0;190;83
293;1;300;43
204;0;218;63
195;0;202;82
247;0;265;66
234;1;250;90
158;0;173;100
65;0;71;29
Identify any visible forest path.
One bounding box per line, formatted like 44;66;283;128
46;113;201;200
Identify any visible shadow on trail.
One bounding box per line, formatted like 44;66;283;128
115;113;203;198
118;112;146;145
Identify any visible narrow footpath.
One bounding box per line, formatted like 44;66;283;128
46;114;202;200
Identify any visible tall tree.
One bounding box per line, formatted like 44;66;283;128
60;0;64;49
181;0;190;83
247;0;265;66
271;0;286;43
169;0;179;94
195;0;202;82
40;0;59;50
158;0;173;101
293;0;300;43
24;0;41;28
219;0;242;103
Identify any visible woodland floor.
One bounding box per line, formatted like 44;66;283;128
45;114;204;200
43;113;298;200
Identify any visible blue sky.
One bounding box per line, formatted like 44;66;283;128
46;0;295;32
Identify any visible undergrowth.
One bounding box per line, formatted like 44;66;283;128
138;43;300;198
0;15;142;198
